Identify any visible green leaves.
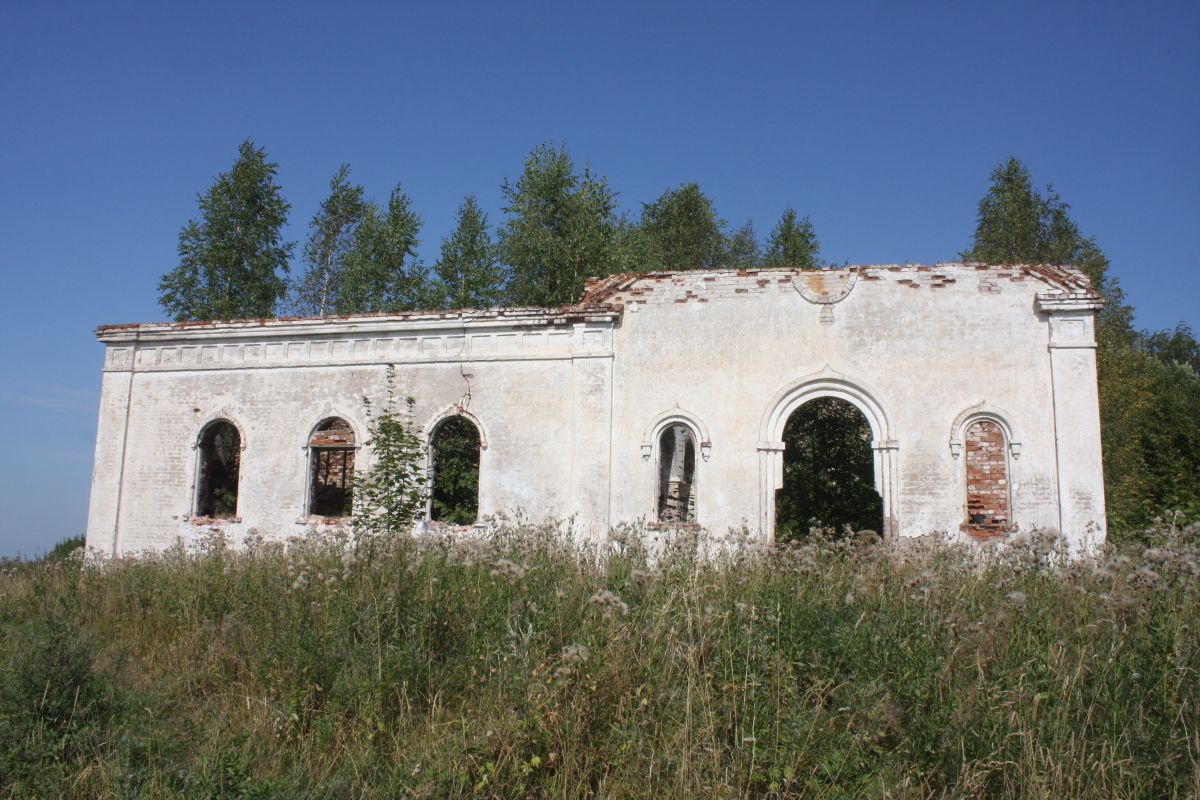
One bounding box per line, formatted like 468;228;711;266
292;164;368;317
337;185;427;314
498;143;620;306
158;139;293;321
351;367;428;539
763;208;820;269
640;183;726;271
292;168;427;316
431;195;503;310
962;157;1109;289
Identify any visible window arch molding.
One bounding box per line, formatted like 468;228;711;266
641;405;711;462
298;410;366;454
949;402;1022;460
423;405;489;451
759;365;895;447
757;365;899;541
191;411;248;453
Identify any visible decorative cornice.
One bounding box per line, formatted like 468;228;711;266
101;323;616;373
97;308;621;344
1035;292;1104;313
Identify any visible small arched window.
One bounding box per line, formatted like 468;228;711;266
308;418;356;518
430;416;481;524
963;419;1011;538
657;423;696;523
196;420;241;519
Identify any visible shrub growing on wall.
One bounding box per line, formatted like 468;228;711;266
351;366;427;538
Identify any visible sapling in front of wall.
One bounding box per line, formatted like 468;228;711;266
351;366;428;541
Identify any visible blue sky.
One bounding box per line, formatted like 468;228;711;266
1;0;1196;557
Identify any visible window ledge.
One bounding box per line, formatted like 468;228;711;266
646;521;701;531
300;515;351;526
184;515;241;525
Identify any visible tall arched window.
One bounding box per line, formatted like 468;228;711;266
963;419;1011;538
196;420;241;519
429;416;481;524
308;418;356;518
657;423;696;523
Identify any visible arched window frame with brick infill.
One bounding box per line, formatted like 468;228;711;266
949;403;1021;540
303;416;361;519
642;407;711;526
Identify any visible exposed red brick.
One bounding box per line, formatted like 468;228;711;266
961;420;1011;539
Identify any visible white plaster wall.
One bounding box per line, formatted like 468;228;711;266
602;266;1103;550
84;265;1106;556
85;315;614;556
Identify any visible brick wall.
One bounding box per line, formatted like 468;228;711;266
962;420;1011;539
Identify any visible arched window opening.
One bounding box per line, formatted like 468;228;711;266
196;420;241;519
963;420;1011;538
657;424;697;523
430;416;481;524
776;397;881;541
309;418;356;517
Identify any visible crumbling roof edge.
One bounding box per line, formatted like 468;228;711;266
578;262;1100;303
96;262;1100;341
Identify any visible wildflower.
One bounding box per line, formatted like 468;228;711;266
1006;591;1026;605
489;558;526;581
1142;548;1169;565
561;643;589;664
1126;567;1159;588
589;589;629;618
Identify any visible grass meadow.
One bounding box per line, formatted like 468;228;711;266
1;519;1197;799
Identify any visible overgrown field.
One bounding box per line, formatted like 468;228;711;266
2;521;1198;799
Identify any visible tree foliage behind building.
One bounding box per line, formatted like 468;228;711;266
291;164;369;317
498;144;620;307
431;195;504;309
158;140;293;321
964;157;1200;531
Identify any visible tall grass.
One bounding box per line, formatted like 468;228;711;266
1;520;1197;798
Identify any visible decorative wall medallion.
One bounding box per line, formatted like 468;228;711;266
791;270;857;324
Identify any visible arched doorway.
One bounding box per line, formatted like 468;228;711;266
775;397;883;541
758;368;898;542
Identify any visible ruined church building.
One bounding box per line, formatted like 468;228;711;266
85;264;1107;555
